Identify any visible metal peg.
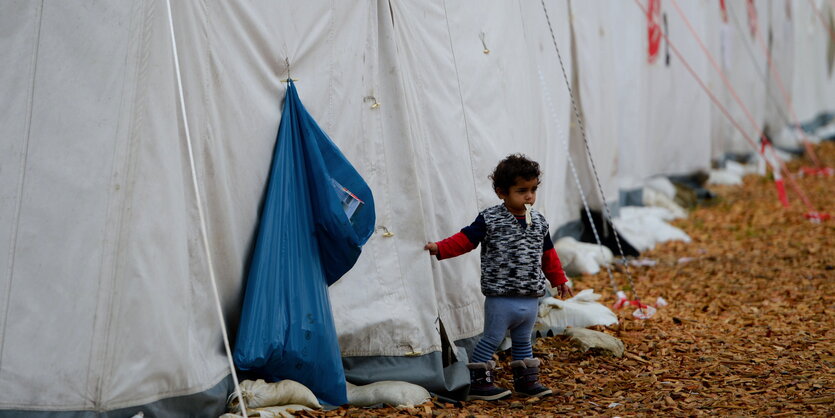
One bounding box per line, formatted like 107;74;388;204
364;96;381;109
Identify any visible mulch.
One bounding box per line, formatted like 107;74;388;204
304;142;835;417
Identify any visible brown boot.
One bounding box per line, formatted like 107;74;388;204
466;361;512;401
509;358;553;397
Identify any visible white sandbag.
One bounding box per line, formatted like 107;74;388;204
564;327;624;357
554;237;613;276
816;124;835;140
776;125;824;147
774;126;802;149
346;381;431;407
563;287;603;303
553;247;578;273
710;159;760;184
643;176;677;199
534;289;618;336
612;206;690;252
642;187;687;218
707;169;743;185
724;159;758;176
227;379;321;413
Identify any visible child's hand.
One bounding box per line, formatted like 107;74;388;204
424;242;439;256
555;283;573;299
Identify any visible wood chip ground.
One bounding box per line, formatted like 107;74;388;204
303;142;835;417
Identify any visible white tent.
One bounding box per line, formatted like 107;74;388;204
792;0;835;122
0;1;382;415
1;0;832;415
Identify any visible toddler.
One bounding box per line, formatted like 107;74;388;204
425;154;571;401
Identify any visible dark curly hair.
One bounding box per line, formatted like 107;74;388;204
489;154;541;194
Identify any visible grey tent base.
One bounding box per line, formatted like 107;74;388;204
0;375;232;418
343;335;480;401
619;188;644;208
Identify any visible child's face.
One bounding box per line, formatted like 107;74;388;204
497;177;539;215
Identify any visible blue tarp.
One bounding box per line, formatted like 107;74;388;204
233;81;375;406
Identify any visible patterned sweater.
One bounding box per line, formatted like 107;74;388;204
434;203;567;297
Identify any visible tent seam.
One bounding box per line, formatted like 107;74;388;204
89;0;156;409
371;1;412;348
436;0;482;355
83;0;148;408
0;0;44;379
384;0;439;355
441;0;479;210
364;2;403;332
326;0;337;134
185;0;213;380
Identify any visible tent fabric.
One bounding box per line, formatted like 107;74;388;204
0;1;238;413
762;0;796;138
0;0;377;413
232;81;375;406
707;1;739;160
723;0;769;154
571;0;712;192
631;0;711;183
792;0;835;122
567;0;623;207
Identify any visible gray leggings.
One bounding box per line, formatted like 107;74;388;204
470;296;538;363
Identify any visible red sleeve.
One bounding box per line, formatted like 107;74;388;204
435;232;476;260
542;248;568;286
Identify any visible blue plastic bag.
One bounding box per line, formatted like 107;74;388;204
233;81;375;406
